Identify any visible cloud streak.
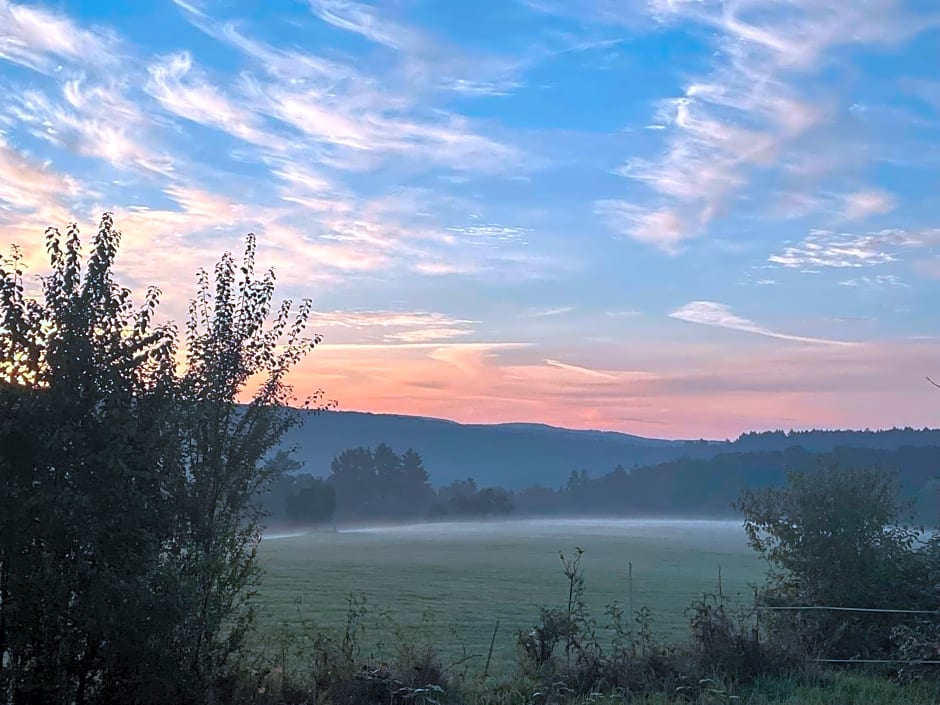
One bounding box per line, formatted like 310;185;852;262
544;359;617;379
669;301;856;347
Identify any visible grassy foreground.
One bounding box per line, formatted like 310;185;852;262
534;673;940;704
249;520;940;704
473;675;940;704
256;665;940;704
254;519;763;667
542;673;940;705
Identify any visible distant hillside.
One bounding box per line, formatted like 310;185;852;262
279;410;714;488
279;410;940;489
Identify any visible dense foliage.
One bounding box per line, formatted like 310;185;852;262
327;444;436;519
0;217;320;704
739;465;940;662
284;477;337;527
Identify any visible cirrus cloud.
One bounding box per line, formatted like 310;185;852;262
669;301;856;347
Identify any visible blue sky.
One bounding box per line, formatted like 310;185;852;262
2;0;940;437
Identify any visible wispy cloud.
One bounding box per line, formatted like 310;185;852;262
0;0;119;74
8;81;170;173
309;0;419;51
412;261;480;276
544;359;617;379
310;309;473;329
839;274;907;288
145;52;278;150
241;68;519;173
0;138;80;266
0;136;77;214
518;0;646;27
527;306;573;318
768;228;937;269
162;3;523;173
309;0;533;97
594;201;689;253
302;309;476;344
387;327;474;343
447;224;530;243
839;189;897;221
669;301;856;346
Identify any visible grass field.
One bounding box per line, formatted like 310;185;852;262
254;518;765;668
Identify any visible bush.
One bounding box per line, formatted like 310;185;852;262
687;594;802;683
247;596;450;705
738;464;936;663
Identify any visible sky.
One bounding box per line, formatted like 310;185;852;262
1;0;940;439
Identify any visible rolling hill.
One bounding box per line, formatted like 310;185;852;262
279;410;716;488
279;411;940;490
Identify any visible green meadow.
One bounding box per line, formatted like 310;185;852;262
255;518;765;667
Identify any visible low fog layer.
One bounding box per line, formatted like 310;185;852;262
262;517;749;549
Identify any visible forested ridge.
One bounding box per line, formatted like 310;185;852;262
276;409;940;489
267;442;940;525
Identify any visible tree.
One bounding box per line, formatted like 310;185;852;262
738;464;926;659
285;480;337;527
0;216;324;704
329;447;378;516
565;469;589;494
0;218;179;703
168;232;324;693
399;448;435;511
328;445;437;519
438;478;513;517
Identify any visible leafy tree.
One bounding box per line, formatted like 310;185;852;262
0;216;324;703
329;446;379;516
438;478;513;517
373;442;402;480
0;218;179;703
285;480;337;527
167;232;324;693
329;445;436;518
738;465;927;659
399;448;435;510
258;451;304;521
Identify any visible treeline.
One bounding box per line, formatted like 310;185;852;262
732;427;940;451
264;444;513;524
523;444;940;518
266;443;940;525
